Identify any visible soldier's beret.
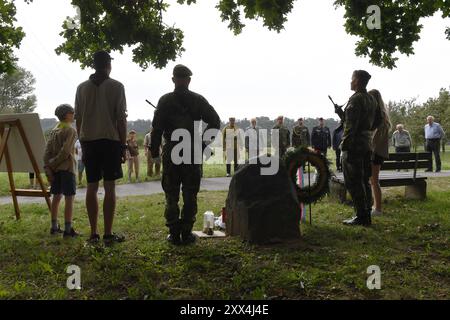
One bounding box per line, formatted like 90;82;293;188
173;64;193;78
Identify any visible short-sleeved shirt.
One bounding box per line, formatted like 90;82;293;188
75;77;127;142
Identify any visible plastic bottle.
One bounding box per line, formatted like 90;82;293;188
203;211;215;235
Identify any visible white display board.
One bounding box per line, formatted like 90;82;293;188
0;113;46;173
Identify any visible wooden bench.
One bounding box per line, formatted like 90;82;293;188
330;152;432;203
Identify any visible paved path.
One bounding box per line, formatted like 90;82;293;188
1;171;449;206
0;177;232;206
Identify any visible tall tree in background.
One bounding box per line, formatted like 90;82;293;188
2;1;450;73
387;88;450;148
0;0;26;74
0;65;37;113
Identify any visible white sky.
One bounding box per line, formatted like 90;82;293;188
14;0;450;121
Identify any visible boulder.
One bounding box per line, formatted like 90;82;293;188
225;156;301;244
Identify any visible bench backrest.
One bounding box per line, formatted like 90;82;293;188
382;152;432;180
381;152;432;171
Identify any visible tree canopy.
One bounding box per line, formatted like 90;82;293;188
1;0;450;73
0;64;37;113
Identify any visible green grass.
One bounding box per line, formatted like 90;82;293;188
0;178;448;300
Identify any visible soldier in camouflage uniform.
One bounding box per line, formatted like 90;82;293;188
292;118;310;148
150;65;221;244
272;116;291;157
338;70;381;227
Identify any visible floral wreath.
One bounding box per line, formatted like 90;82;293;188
283;146;331;204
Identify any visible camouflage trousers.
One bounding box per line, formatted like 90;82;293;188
342;151;373;218
162;158;201;234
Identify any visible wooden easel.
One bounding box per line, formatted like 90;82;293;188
0;119;51;219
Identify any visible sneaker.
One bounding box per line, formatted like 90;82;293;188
87;234;101;244
226;173;231;177
50;227;63;235
63;228;80;238
435;169;441;173
371;208;382;216
103;233;125;245
425;169;433;172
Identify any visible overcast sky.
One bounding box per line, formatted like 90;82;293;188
14;0;450;122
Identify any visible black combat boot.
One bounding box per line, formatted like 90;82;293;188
180;224;197;245
181;232;197;245
167;226;181;245
343;208;371;227
343;216;371;226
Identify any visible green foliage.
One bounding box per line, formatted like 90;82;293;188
0;64;37;113
0;0;26;74
388;88;450;147
334;0;450;69
55;0;185;70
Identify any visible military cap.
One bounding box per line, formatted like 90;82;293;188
55;104;74;121
173;64;193;78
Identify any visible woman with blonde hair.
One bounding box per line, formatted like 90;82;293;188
369;89;391;216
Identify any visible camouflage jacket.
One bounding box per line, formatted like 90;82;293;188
341;90;379;154
272;124;291;149
150;87;220;161
292;125;310;147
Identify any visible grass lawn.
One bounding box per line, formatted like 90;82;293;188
0;177;448;300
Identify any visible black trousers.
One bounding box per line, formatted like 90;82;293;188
426;139;441;171
335;149;342;170
342;151;373;219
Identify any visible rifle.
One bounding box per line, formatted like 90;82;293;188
328;95;345;120
145;99;157;109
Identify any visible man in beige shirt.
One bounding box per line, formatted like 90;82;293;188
75;50;128;245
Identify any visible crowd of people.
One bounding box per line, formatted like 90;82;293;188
41;50;446;245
